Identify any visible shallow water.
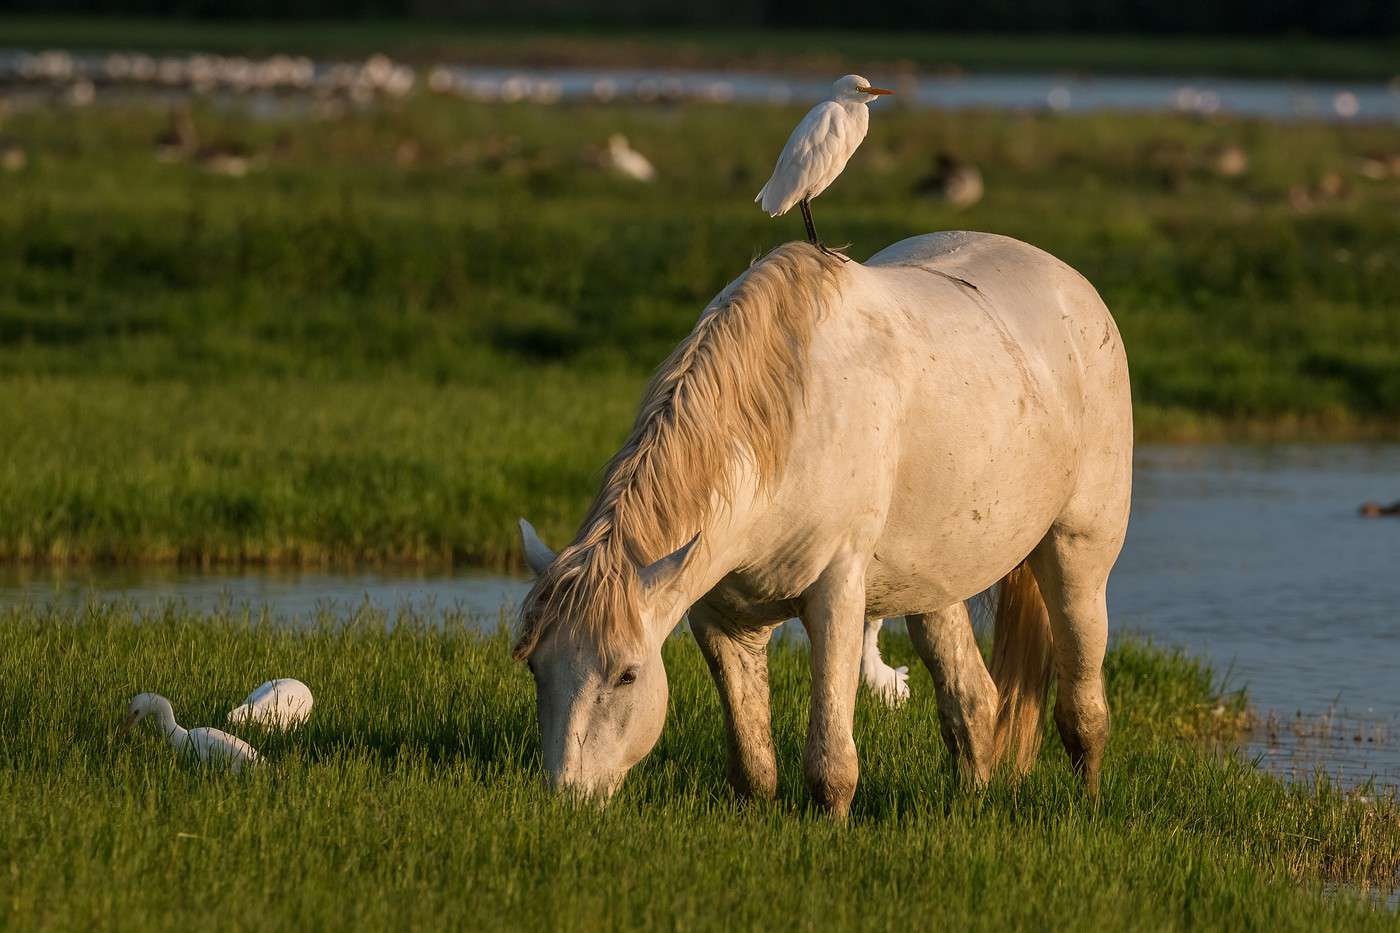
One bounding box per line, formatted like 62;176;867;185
4;444;1397;788
1326;881;1400;913
1113;445;1400;789
430;66;1400;122
2;49;1399;122
0;564;528;628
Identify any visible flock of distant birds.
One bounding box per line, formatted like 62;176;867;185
5;48;414;100
119;678;313;772
3;48;1398;213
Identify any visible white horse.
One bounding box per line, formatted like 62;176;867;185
517;232;1132;818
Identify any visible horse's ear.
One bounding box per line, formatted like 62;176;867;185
518;518;556;576
638;533;701;594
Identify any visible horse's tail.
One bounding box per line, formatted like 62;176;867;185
988;560;1054;774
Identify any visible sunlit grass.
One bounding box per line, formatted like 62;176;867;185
0;606;1396;929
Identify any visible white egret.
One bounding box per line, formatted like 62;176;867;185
605;134;656;183
861;620;911;707
755;74;893;257
228;678;314;729
118;693;260;772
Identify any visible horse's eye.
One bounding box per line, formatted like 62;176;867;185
617;669;638;687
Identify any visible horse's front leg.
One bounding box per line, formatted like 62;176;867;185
800;557;867;820
689;600;778;800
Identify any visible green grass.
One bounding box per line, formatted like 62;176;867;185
0;374;636;566
4;16;1400;81
0;605;1396;929
1;96;1398;566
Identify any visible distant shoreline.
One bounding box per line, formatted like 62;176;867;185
2;16;1399;82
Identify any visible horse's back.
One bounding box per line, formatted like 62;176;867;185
868;232;1134;567
718;233;1130;616
867;230;1074;279
866;230;1006;270
868;232;1134;531
819;232;1130;610
863;231;1128;427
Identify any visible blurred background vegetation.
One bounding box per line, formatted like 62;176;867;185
0;10;1397;566
7;0;1400;35
3;16;1399;79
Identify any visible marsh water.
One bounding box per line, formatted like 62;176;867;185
5;444;1398;789
3;49;1400;122
418;66;1400;122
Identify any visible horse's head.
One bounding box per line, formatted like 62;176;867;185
514;518;698;801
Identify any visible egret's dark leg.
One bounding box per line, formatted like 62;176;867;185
799;199;850;262
799;198;818;244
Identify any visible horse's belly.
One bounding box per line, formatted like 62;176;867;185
864;491;1061;616
862;396;1080;616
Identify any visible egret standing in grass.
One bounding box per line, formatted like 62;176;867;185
118;693;260;771
755;75;893;257
228;678;314;729
605;134;656;183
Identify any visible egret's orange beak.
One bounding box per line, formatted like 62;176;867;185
861;86;895;95
117;711;139;738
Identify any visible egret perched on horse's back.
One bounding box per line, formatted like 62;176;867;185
118;693;260;772
755;74;893;257
227;678;314;729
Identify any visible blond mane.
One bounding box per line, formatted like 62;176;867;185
514;243;844;660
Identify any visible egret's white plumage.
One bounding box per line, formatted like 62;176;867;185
861;618;911;707
605;133;656;182
755;74;893;251
227;678;314;729
118;693;260;772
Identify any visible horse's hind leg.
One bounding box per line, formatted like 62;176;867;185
1028;510;1127;795
689;600;778;800
906;602;997;785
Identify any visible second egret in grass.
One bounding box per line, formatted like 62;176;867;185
605;134;656;183
228;678;314;729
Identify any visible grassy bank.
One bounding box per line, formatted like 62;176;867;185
1;605;1397;929
0;97;1397;565
4;16;1400;81
0;375;635;566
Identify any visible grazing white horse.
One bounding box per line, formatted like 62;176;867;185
517;232;1132;818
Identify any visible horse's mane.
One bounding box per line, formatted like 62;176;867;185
514;243;844;660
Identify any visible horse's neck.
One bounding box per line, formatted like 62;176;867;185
644;462;765;628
